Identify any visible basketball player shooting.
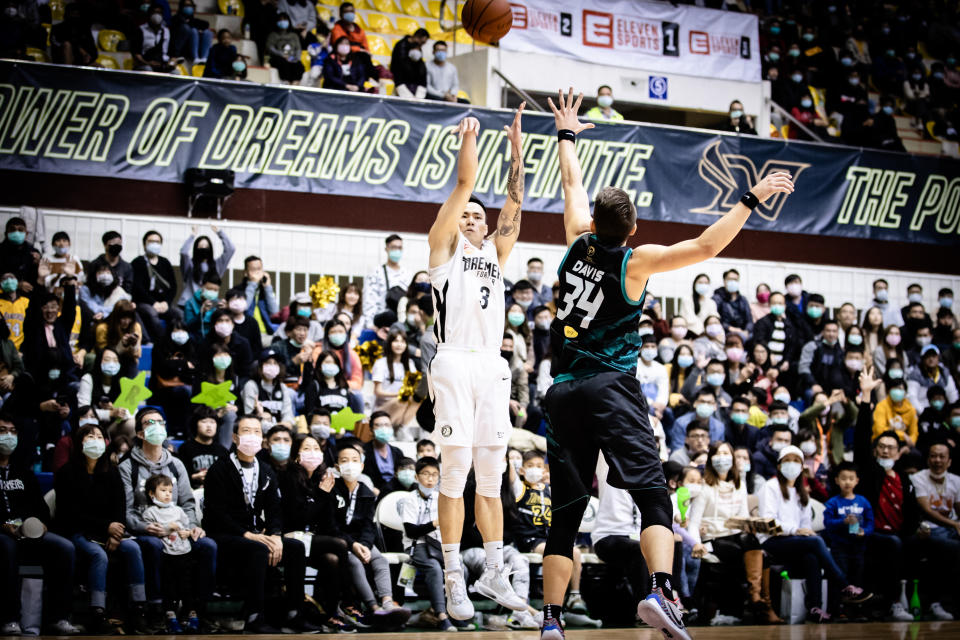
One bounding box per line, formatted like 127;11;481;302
427;103;529;620
539;89;794;640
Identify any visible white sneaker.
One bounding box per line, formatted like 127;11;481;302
50;619;81;635
890;602;914;621
444;570;475;621
474;567;527;611
1;621;21;635
709;611;741;626
507;610;539;630
931;602;955;621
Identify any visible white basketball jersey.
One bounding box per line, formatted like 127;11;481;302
429;232;504;351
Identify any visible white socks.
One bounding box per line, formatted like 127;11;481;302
442;543;462;572
484;540;504;571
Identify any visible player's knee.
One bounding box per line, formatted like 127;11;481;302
475;469;503;498
633;487;673;531
474;447;506;498
438;446;470;499
573;546;581;560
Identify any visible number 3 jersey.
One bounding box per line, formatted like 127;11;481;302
550;233;646;383
429;232;505;351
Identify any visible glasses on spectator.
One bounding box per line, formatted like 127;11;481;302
0;425;17;435
418;471;440;479
689;433;710;440
876;443;898;453
143;418;166;427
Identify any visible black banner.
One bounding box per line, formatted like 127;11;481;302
1;61;958;246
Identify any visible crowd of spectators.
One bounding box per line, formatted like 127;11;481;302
756;1;960;146
1;0;468;99
1;210;959;633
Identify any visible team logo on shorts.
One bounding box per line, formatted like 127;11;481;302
440;424;453;437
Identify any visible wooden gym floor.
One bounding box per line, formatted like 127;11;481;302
31;622;960;639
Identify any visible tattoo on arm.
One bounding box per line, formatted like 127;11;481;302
497;156;524;238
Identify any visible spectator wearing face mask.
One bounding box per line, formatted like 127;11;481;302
799;319;845;397
585;85;623;121
903;305;933;356
132;231;182;345
679;273;718;337
795;426;828;501
322;318;363;392
752;422;793;480
43;231;84;292
724;396;760;453
330;1;367;52
869;278;903;328
196;344;239;444
719;99;757;134
801;388;853;468
853;371;920;607
132;5;180;72
694;316;727;367
177;225;234;308
390;28;428;99
22;284;78;388
240;256;277;337
670;388;723;457
751;283;771;322
711;269;753;342
176;406;228;489
908;345;959;413
523;258;552;306
0;273;28;351
87;230;134;295
168;0;211;66
184;272;221;341
257;424;294;475
873;326;906;377
242;351;294;429
149;319;199;435
77;347;134;437
903;68;931;131
204;28;246;79
363;234;408;327
265;12;304;84
789;92;829;139
426;40;465;103
81;263;133;323
302;349;359;416
680;358;731;410
873;379;918;448
223;288;262;355
917;387;953;456
202;309;253;385
867;97;905;152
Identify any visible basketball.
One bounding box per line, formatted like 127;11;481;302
461;0;513;45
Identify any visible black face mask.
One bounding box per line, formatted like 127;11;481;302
106;244;122;257
501;350;513;361
195;247;212;260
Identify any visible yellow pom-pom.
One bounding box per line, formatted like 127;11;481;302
397;371;422;402
353;340;383;373
310;276;340;308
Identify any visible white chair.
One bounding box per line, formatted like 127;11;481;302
43;489;55;519
809;498;825;532
373;491;410;564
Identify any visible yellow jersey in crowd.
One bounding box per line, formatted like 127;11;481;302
0;297;29;350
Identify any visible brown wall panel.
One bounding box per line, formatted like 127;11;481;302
2;169;948;274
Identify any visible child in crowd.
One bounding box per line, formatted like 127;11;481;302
176;407;228;488
401;456;454;631
672;466;703;610
140;474;197;633
416;438;437;459
823;462;873;592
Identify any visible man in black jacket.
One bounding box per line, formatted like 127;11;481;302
363;411;404;493
131;230;183;345
87;231;134;294
334;439;410;625
854;370;924;619
0;413;79;635
202;414;315;633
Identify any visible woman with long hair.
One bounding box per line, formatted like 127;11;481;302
679;273;718;336
861;306;884;356
505;302;533;373
687;442;780;624
316;281;365;342
303;349;359;415
80;263;132;320
96;299;142;360
872;324;905;376
758;445;868;623
666;343;696;414
371;329;416;410
177;225;235;307
278;435;355;632
321;319;363;392
77;348;135;438
195;343;239;449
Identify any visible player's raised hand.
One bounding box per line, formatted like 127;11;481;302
547;87;595;135
458;116;480;139
503;101;525;150
751;171;795;204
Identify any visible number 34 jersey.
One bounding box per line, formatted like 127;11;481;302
550;233;646;383
430;232;505;351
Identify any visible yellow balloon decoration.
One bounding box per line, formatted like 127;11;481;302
310;276;340;308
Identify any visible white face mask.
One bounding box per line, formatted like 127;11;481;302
771;440;788;452
877;457;895;471
712;455;733;475
311;424;332;440
337;43;351;56
780;462;802;481
339;461;362;481
684;484;702;499
800;441;817;456
523;467;543;484
228;299;247;313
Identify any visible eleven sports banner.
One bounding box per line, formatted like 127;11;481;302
0;61;958;247
499;0;761;82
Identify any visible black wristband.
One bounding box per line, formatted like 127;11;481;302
741;191;759;210
557;129;576;143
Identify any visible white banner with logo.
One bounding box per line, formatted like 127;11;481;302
500;0;761;82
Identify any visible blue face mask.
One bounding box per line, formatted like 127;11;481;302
801;98;812;108
791;73;804;83
889;388;906;403
321;362;340;378
802;33;814;41
6;231;25;245
932;399;946;412
882;105;894;115
271;442;290;462
731;412;748;425
847;334;863;346
769;26;780;34
374;426;393;443
232;60;246;73
277;19;289;29
387;248;402;263
297;307;312;318
434;50;447;62
807;306;824;319
769;52;780;61
507;311;526;327
328;332;347;348
342;10;355;22
696;403;716;419
101;361;121;377
0;433;17;455
729;109;744;119
888;368;904;380
417;481;436;496
706;372;725;387
677;354;694;369
182;6;194;15
397;468;416;488
940;297;953;309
